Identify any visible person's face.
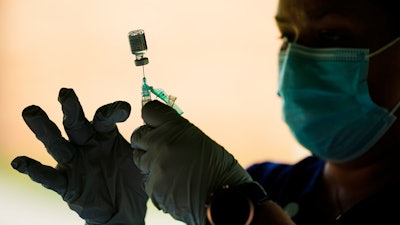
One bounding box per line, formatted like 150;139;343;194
275;0;400;111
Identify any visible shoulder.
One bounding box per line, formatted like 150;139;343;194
247;156;325;204
247;156;325;188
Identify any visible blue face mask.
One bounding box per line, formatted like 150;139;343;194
278;37;400;163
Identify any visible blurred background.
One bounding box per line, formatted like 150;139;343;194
0;0;310;224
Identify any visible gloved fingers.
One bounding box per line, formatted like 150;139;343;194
92;101;131;133
22;105;76;164
132;148;149;174
58;88;95;145
130;125;153;150
142;100;181;127
11;156;67;196
131;125;154;174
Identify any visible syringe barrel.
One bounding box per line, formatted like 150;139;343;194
141;77;152;106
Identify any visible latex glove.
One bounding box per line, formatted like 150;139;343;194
131;100;253;225
11;88;148;225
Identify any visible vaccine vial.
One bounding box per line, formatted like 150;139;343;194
128;29;149;66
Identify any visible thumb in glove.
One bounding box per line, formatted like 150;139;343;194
131;100;253;225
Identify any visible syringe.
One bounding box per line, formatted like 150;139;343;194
142;78;184;115
128;29;183;115
141;76;152;106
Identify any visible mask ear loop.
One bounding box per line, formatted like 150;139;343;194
390;100;400;115
369;37;400;115
368;37;400;58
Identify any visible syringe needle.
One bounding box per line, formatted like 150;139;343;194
129;29;183;114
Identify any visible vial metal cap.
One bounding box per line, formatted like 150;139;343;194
135;57;149;66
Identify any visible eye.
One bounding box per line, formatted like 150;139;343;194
317;30;352;46
319;30;341;41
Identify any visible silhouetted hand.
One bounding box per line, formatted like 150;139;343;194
12;88;148;225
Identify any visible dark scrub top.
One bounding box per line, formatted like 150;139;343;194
247;156;399;225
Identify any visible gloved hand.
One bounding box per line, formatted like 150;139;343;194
131;100;253;225
11;88;148;225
